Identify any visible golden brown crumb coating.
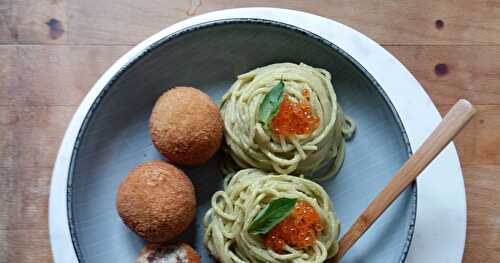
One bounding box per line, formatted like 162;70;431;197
149;87;224;166
116;160;196;242
135;243;200;263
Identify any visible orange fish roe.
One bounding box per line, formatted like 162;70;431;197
270;92;319;136
264;201;323;253
302;88;310;98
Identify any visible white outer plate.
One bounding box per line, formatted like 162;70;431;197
49;7;466;262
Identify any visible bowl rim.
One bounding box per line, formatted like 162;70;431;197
49;8;466;263
68;18;417;263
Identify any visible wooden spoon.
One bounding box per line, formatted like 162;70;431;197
329;99;476;263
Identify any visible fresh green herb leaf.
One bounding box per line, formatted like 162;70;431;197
258;81;285;124
248;197;297;234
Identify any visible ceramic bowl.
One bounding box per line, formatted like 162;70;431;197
59;19;416;263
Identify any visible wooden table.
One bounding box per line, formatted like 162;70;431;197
1;1;499;262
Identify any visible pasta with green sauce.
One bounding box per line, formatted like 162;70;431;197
203;168;340;263
220;63;355;181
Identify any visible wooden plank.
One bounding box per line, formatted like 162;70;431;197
0;105;76;169
1;1;500;45
0;0;16;43
0;45;130;106
0;0;66;44
0;166;16;259
63;0;500;45
0;167;53;263
66;0;192;45
439;105;500;261
0;46;17;105
387;45;500;106
462;165;500;263
438;105;500;167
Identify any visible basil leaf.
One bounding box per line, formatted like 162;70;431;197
258;81;285;124
248;197;297;234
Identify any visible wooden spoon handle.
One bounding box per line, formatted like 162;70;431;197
329;99;476;262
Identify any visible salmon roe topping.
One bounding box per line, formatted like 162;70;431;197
270;90;319;136
302;88;310;98
264;201;323;253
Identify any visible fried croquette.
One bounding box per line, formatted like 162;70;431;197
116;160;196;242
149;87;223;166
135;243;200;263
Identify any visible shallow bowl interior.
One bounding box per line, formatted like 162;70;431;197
69;20;415;263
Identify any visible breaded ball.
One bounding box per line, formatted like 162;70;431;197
149;87;223;166
135;243;200;263
116;160;196;242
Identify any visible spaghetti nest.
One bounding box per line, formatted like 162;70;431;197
203;169;340;263
220;63;355;181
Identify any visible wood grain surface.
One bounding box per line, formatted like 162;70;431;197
0;1;499;262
